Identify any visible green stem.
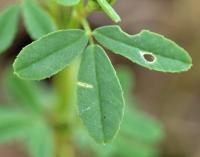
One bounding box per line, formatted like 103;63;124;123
53;58;80;157
81;18;94;44
50;2;94;157
53;59;80;122
51;8;81;157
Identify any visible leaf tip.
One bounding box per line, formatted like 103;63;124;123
114;16;121;23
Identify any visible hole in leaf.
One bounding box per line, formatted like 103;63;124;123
140;51;156;63
143;54;155;62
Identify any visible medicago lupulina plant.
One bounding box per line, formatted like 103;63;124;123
0;0;192;157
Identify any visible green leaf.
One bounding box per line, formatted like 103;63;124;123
0;108;35;143
75;64;164;156
94;108;163;157
96;0;121;22
77;44;125;143
0;4;19;54
13;29;88;80
25;121;54;157
94;25;192;72
22;0;57;40
116;66;134;94
5;70;45;112
121;107;164;144
114;136;158;157
116;66;164;143
57;0;80;6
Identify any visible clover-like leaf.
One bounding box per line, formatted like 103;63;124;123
77;44;125;143
57;0;80;6
22;0;57;40
0;4;19;54
13;29;88;80
94;25;192;72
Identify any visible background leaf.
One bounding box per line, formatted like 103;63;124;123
94;25;192;72
77;44;125;143
5;70;48;112
121;107;164;144
57;0;80;6
0;4;19;54
25;121;54;157
13;29;88;80
0;108;36;143
116;66;134;95
112;136;159;157
22;0;57;40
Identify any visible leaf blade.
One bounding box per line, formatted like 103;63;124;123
0;4;19;54
13;29;88;80
6;70;45;112
94;25;192;72
0;108;36;143
22;0;57;40
77;44;125;143
25;122;54;157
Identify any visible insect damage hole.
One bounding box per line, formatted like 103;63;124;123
140;51;156;63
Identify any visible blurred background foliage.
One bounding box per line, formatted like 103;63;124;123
0;0;200;157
